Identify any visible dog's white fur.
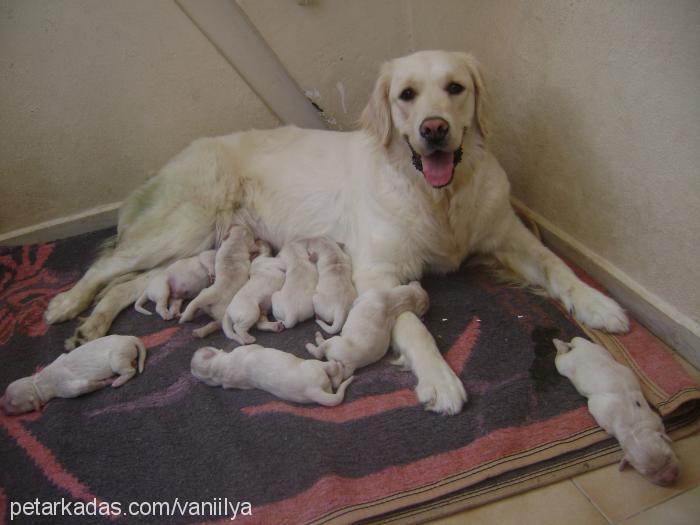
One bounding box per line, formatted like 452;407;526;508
190;345;353;406
306;282;429;378
222;247;286;344
554;337;680;486
179;225;255;338
45;50;628;415
271;240;319;329
307;236;357;334
1;335;146;415
134;250;215;320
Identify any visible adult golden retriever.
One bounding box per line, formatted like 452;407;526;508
45;50;628;415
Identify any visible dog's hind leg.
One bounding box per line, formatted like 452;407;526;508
65;270;159;350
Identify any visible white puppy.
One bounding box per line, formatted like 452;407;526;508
271;240;319;328
179;225;256;338
222;245;286;344
1;335;146;415
306;281;429;378
190;345;353;406
553;337;680;486
134;250;215;320
307;236;357;334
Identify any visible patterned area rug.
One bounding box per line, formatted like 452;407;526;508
1;229;698;525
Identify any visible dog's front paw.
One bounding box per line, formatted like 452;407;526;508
45;290;89;324
415;363;467;416
568;286;629;333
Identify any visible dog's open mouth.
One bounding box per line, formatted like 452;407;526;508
405;137;464;189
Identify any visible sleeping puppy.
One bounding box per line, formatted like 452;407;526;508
306;281;429;378
134;250;215;320
554;337;680;486
307;236;357;334
190;345;353;406
222;241;286;344
271;240;319;329
179;225;256;338
1;335;146;415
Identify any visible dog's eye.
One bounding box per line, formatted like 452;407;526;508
446;82;465;95
399;88;416;102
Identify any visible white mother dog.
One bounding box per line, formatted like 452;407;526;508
45;50;628;415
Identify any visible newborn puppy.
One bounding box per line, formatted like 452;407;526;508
306;281;429;378
134;250;215;320
1;335;146;415
190;345;353;406
271;240;319;328
179;225;256;338
307;236;357;334
222;242;286;344
554;337;680;486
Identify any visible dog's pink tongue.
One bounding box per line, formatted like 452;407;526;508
422;151;454;187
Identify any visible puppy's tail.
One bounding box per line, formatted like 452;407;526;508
552;338;573;355
134;337;147;373
315;309;346;335
316;376;354;407
134;291;152;315
222;313;236;340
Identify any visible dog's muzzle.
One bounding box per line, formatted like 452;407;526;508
405;129;465;189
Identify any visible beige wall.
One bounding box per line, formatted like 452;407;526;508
2;1;698;334
0;0;279;233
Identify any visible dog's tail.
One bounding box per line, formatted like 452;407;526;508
552;338;573;355
134;291;152;316
315;309;346;335
316;376;354;407
134;337;147;373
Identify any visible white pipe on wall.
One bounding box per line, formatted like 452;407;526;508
176;0;326;130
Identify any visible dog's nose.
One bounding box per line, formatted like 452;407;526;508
420;118;450;143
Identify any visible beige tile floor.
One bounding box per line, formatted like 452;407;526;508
429;349;700;525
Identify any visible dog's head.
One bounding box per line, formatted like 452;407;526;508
2;378;42;415
360;50;488;188
619;421;680;486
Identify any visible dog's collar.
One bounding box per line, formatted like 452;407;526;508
404;128;466;178
29;375;47;407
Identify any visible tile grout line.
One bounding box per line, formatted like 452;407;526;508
570;477;614;524
618;481;700;524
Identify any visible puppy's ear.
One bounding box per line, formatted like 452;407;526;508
552;339;573;354
359;62;393;147
457;53;489;139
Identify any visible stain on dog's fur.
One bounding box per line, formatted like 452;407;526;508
529;326;563;392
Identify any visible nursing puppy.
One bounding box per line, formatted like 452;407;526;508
554;337;680;486
179;225;256;337
306;281;429;378
307;236;357;334
1;335;146;415
134;250;215;320
222;243;286;344
271;240;319;329
190;345;353;406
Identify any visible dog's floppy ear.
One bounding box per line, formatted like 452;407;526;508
359;62;393;147
457;53;489;140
